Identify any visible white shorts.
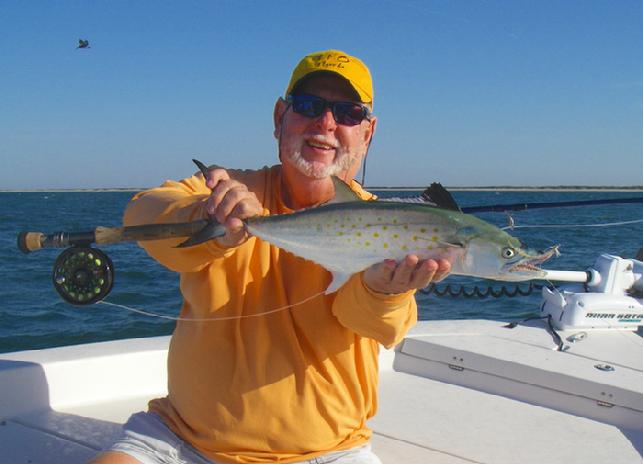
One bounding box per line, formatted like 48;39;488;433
105;411;382;464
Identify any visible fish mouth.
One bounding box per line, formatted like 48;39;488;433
508;245;560;274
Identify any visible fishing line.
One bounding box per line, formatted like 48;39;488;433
501;218;643;230
97;290;326;322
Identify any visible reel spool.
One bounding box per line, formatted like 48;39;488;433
52;247;114;305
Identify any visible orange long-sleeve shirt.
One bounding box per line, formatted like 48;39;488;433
123;165;417;463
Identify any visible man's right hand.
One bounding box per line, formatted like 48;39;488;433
203;167;263;248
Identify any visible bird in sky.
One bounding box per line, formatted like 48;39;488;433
77;39;90;49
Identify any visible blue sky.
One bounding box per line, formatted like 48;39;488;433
1;0;642;189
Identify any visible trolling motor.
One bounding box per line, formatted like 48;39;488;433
540;254;643;330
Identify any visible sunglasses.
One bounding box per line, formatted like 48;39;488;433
287;94;371;126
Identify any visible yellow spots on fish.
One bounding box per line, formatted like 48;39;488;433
365;223;372;229
412;235;418;241
365;241;371;247
432;236;438;242
351;224;357;229
401;245;408;251
393;218;398;224
382;225;388;230
427;244;434;250
356;232;363;237
383;243;389;249
393;233;399;239
403;225;409;230
373;232;380;238
358;217;363;222
337;231;345;236
420;228;427;233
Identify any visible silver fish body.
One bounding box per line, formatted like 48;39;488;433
245;200;555;293
179;171;557;294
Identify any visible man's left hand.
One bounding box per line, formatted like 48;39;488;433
363;256;451;295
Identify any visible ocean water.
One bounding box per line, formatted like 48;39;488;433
1;190;642;354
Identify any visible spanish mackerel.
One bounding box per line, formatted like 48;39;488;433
180;173;558;294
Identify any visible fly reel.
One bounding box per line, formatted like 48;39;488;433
52;247;114;305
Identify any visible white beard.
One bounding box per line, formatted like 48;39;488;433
281;136;364;180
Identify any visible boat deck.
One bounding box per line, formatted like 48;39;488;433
1;320;642;463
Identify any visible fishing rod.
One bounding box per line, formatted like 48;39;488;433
17;193;642;306
461;196;643;213
18;220;209;253
14;220;605;306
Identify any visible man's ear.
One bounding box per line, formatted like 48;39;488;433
273;97;289;139
364;116;377;146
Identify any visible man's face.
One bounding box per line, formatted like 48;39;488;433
275;74;376;182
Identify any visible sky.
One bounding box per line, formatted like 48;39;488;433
1;0;642;189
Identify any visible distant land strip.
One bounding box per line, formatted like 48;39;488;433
370;186;643;192
2;186;643;193
0;188;145;193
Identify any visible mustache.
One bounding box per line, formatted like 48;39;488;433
306;135;339;148
279;132;369;179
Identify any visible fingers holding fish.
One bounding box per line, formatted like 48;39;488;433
363;255;419;294
211;183;261;224
391;256;449;290
412;258;451;288
391;254;420;288
203;175;262;248
431;259;452;283
202;166;230;190
364;256;452;294
409;258;438;288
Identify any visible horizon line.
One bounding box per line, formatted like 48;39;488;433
2;185;643;193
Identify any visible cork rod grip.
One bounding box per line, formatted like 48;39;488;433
17;231;45;253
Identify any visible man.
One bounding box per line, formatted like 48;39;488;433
92;50;450;464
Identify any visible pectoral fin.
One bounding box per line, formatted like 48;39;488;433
435;239;465;249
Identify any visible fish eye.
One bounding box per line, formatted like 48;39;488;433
502;247;516;259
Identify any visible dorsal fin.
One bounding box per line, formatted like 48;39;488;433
327;176;363;204
421;182;461;212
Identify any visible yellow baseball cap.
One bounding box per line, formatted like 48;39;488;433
285;50;373;104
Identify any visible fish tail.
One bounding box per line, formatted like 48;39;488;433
176;221;225;248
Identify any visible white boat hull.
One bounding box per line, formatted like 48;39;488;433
1;321;642;463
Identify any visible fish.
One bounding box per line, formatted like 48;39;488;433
181;161;558;293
